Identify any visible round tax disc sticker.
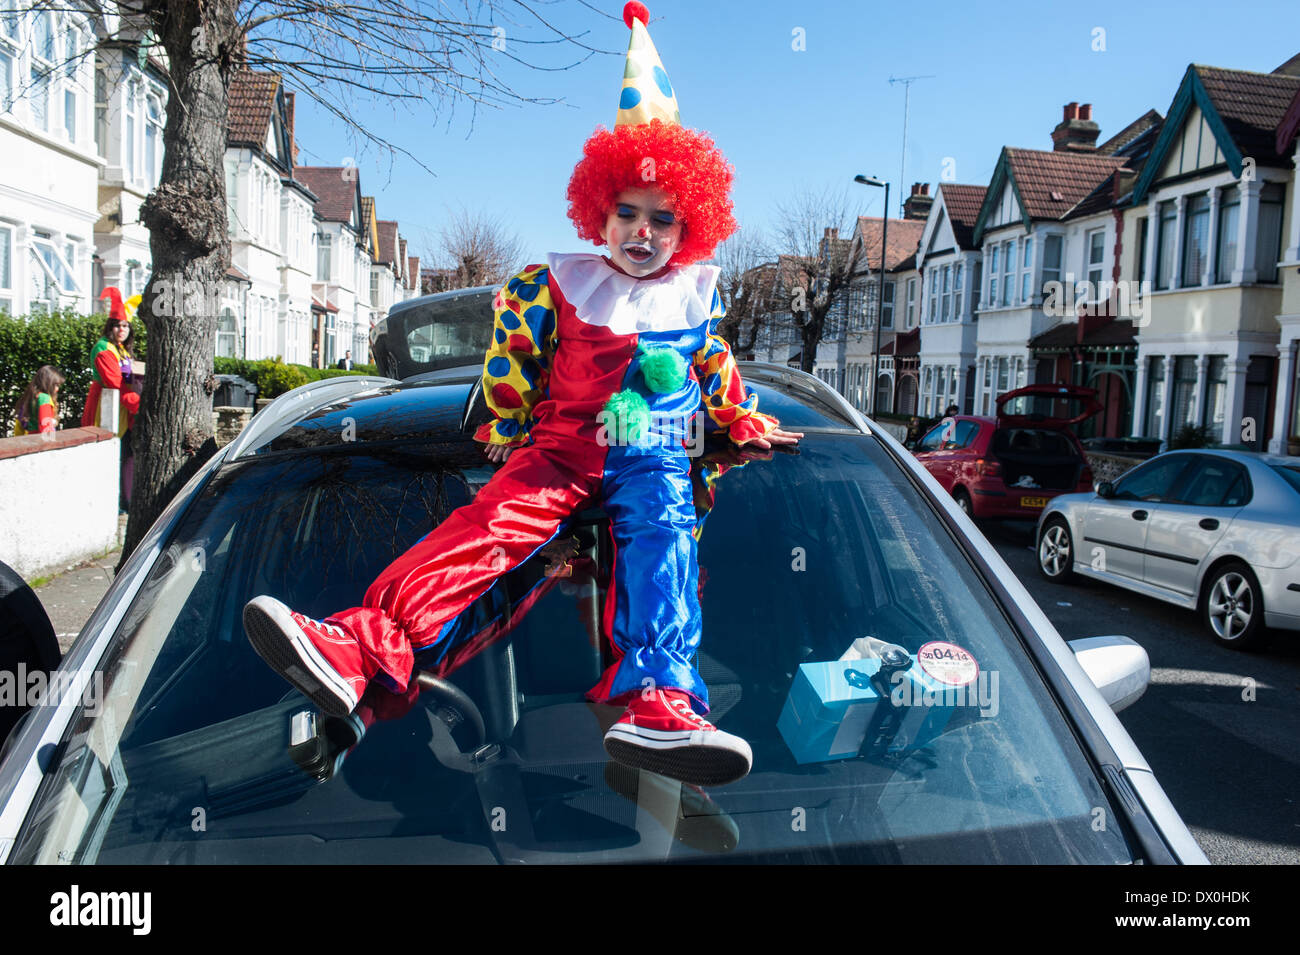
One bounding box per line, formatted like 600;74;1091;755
917;641;979;686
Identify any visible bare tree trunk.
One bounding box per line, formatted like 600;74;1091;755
119;1;241;568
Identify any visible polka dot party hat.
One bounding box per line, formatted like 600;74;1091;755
615;2;681;128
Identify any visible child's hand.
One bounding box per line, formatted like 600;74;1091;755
743;426;803;451
484;443;514;464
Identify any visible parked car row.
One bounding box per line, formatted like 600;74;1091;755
907;385;1300;650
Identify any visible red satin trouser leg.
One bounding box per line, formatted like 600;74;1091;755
330;437;604;690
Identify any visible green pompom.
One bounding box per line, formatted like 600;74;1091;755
602;389;651;445
638;346;687;394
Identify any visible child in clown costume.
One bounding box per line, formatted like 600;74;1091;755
243;3;801;787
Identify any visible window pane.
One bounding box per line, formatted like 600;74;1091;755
1181;194;1210;286
1115;455;1192;501
1255;186;1285;282
1157;203;1177;290
1216;194;1239;284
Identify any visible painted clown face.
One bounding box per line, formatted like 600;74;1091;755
599;186;684;277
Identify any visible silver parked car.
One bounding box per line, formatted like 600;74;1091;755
1037;449;1300;649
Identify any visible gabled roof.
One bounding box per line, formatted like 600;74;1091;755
974;148;1127;243
854;217;926;272
936;184;987;249
375;220;399;266
1134;63;1300;203
228;70;279;148
407;256;420;291
1097;109;1164;156
294;166;361;225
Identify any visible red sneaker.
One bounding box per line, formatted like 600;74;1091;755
604;688;752;786
243;595;371;716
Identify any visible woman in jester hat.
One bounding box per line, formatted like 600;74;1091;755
82;287;142;509
243;2;801;787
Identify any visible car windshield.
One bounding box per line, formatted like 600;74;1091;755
11;432;1137;864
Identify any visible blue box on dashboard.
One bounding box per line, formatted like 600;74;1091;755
777;657;961;764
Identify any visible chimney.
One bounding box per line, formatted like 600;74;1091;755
903;181;934;220
1052;101;1100;152
284;92;298;163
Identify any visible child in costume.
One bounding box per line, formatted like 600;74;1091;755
12;365;65;436
243;2;801;787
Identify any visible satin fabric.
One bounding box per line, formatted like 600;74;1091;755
329;258;771;714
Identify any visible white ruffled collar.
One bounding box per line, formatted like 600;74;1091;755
546;253;719;335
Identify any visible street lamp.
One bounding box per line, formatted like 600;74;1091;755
854;175;888;417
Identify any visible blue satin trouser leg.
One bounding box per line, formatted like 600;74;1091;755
598;443;708;711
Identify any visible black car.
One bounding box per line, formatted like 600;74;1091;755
0;362;1203;864
370;286;496;381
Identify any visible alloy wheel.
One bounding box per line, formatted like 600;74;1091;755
1039;523;1071;578
1207;572;1253;641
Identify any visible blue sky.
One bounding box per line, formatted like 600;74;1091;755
286;0;1299;267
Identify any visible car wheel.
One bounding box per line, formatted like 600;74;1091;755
1037;516;1075;583
953;487;973;517
1200;562;1266;650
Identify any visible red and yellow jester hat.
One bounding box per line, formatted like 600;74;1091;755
566;2;737;267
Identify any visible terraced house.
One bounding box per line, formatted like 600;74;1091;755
1127;60;1299;453
914;182;985;417
0;2;99;316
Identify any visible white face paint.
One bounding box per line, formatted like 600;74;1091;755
599;186;683;277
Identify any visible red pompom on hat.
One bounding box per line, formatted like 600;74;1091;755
623;2;649;29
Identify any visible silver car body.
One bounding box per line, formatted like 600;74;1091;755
0;369;1209;864
1038;449;1300;632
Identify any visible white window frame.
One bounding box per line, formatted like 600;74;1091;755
1020;236;1034;303
988;245;999;308
1001;239;1016;307
1086;228;1106;298
145;90;164;186
954;263;964;320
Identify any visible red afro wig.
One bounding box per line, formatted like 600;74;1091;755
566;120;737;267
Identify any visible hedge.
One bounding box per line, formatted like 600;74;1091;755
0;309;146;434
213;356;380;399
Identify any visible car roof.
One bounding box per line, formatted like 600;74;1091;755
235;364;868;458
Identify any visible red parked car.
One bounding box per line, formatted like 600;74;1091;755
912;384;1102;520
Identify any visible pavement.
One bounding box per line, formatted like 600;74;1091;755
28;515;125;654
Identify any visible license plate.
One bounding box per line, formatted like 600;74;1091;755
1021;496;1048;509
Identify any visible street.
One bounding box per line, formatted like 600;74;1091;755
980;518;1300;865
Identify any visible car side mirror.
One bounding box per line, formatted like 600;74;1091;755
1096;481;1115;498
1068;636;1149;713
